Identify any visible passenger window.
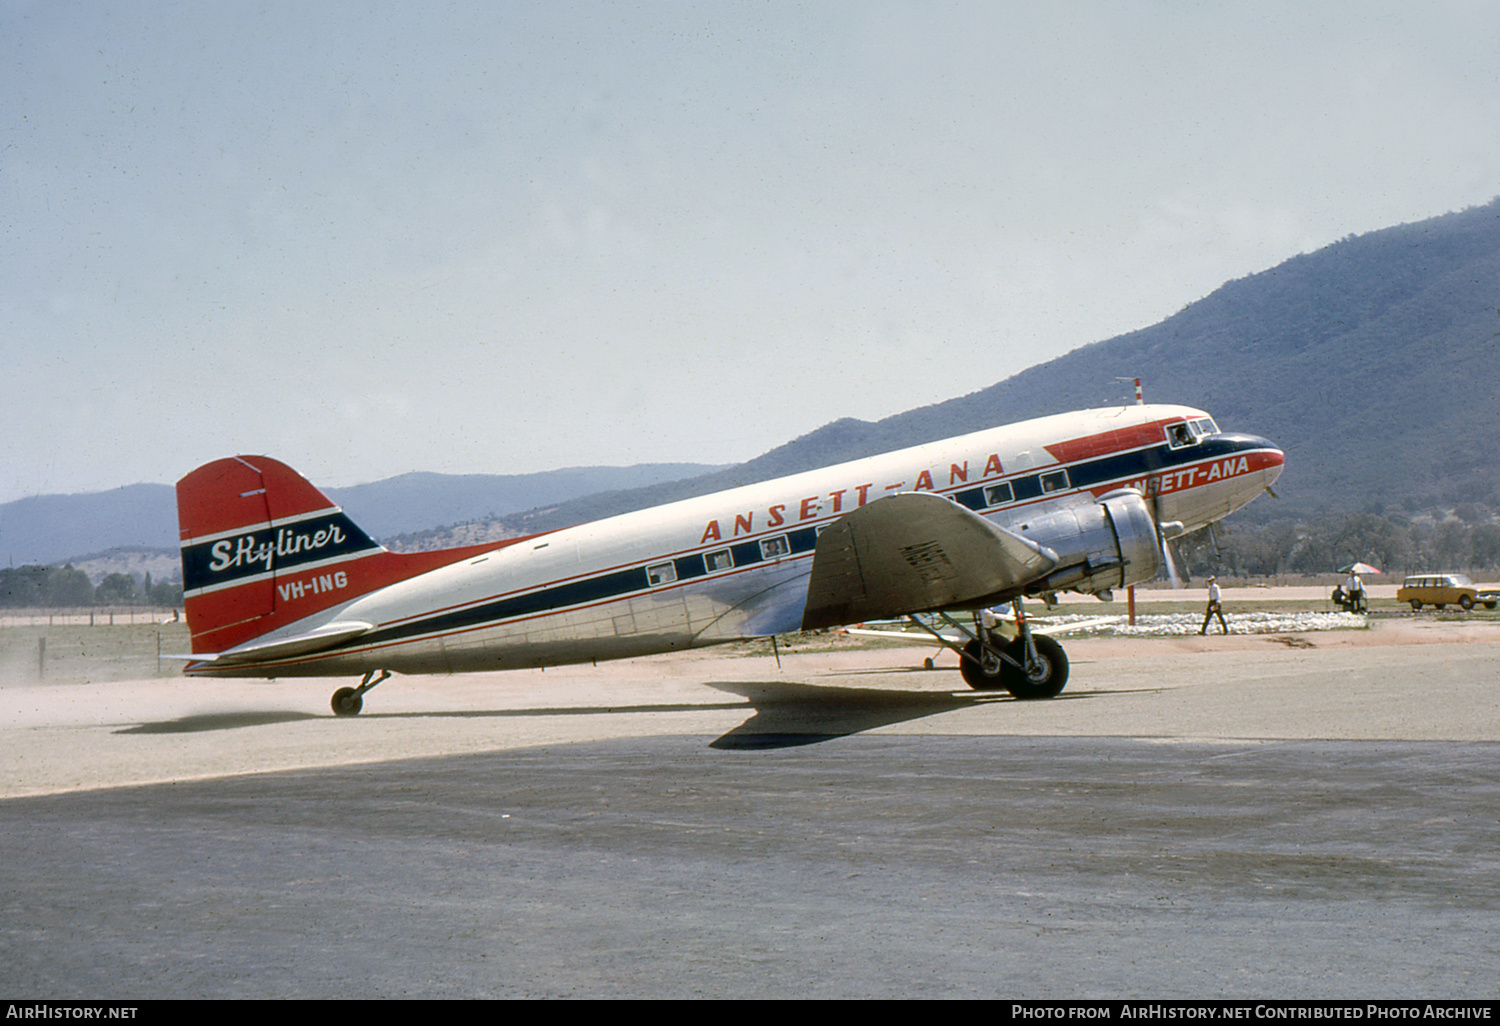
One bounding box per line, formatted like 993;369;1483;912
1039;470;1069;493
984;482;1014;507
760;535;791;560
705;549;733;572
646;561;677;586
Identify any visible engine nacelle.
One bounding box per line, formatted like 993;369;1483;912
1012;489;1162;596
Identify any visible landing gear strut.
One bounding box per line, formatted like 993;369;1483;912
911;597;1070;699
331;669;391;717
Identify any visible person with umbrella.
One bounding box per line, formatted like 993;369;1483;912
1334;561;1380;612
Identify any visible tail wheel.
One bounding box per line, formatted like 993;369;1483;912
331;687;363;717
330;669;389;717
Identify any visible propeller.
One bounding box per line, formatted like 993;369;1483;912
1141;439;1187;589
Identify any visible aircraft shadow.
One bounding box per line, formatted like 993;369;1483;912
115;681;1095;747
117;710;323;734
704;680;1004;749
114;701;751;735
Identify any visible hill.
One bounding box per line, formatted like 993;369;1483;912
486;198;1500;537
0;463;721;572
12;198;1500;572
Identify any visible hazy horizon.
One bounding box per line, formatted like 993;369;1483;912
6;1;1499;504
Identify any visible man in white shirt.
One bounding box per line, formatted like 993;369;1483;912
1347;571;1365;612
1200;575;1227;634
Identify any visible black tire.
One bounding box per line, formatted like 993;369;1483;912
1459;596;1474;611
1485;602;1496;610
1002;634;1070;700
331;686;363;716
959;639;1006;690
1410;600;1422;611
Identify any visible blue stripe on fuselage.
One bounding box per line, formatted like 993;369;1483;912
353;525;823;650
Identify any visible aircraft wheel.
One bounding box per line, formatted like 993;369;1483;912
1002;635;1069;700
1410;600;1422;611
959;639;1006;690
1460;596;1474;611
923;657;935;670
331;686;363;717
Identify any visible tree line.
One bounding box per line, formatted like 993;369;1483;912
0;565;183;608
4;506;1498;607
1178;508;1500;580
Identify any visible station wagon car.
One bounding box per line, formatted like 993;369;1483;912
1396;573;1500;611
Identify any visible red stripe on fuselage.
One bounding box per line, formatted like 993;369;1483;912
1041;419;1176;465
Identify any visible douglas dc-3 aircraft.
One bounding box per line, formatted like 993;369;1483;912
176;403;1283;715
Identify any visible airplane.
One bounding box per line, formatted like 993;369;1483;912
174;403;1284;714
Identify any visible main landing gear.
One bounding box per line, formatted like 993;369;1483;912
331;669;391;716
906;597;1070;699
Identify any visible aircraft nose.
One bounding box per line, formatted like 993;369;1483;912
1245;433;1282;459
1240;433;1285;484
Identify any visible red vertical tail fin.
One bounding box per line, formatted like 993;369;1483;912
177;456;389;654
179;455;535;659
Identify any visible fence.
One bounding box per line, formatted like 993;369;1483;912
0;607;183;628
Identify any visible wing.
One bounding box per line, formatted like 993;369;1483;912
800;492;1058;630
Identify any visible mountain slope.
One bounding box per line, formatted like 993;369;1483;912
0;463;722;568
496;198;1500;534
12;199;1499;568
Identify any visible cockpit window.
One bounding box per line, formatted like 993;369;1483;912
1165;422;1194;448
1191;417;1218;437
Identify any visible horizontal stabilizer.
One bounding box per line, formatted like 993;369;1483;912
180;620;375;667
801;493;1057;630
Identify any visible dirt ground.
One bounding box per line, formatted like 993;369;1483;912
3;609;1498;798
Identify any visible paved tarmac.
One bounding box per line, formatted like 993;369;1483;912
2;619;1499;998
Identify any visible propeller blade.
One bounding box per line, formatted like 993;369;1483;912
1140;445;1185;588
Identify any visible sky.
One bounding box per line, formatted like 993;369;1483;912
4;1;1499;504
